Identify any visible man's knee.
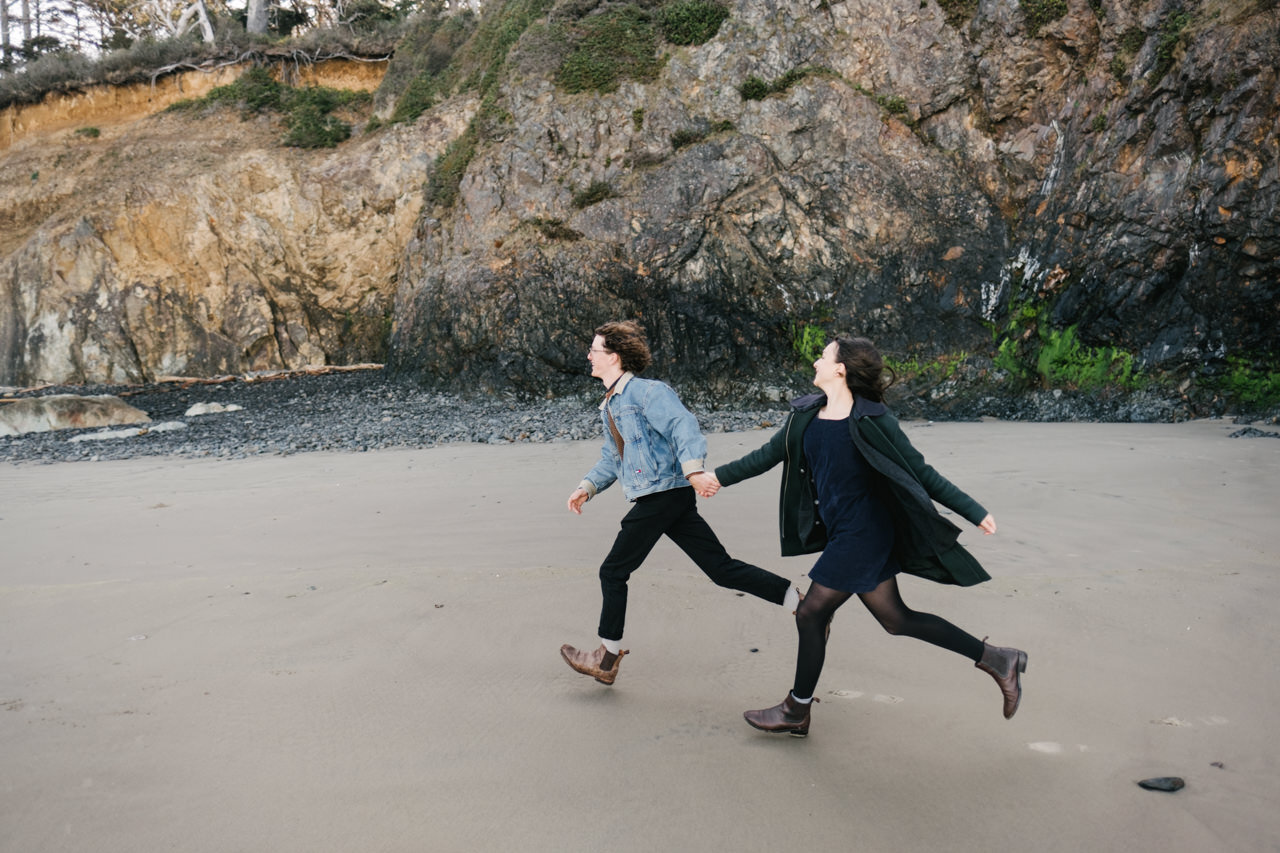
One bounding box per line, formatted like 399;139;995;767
692;556;739;588
599;563;632;588
705;570;737;589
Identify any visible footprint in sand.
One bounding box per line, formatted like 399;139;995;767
1150;716;1228;728
824;690;902;704
1028;742;1064;754
1027;742;1090;754
1152;717;1192;727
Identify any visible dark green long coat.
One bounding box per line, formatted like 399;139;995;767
714;393;991;587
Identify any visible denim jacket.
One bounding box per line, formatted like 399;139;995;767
578;373;707;502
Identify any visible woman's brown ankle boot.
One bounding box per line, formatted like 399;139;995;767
975;638;1027;719
743;693;817;737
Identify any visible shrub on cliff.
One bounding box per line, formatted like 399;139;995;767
738;66;833;101
1018;0;1068;36
282;93;355;148
384;11;478;123
571;180;617;208
1216;357;1280;412
936;0;978;28
168;66;370;148
402;0;555;206
555;5;662;94
426;123;479;208
991;293;1140;393
656;0;729;45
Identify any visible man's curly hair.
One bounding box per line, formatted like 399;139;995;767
596;320;652;374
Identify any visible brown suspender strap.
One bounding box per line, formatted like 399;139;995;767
604;396;625;459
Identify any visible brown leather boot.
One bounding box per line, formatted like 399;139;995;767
975;637;1027;719
743;693;817;737
560;643;628;685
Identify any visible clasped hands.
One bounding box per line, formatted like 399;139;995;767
687;471;721;498
567;473;720;514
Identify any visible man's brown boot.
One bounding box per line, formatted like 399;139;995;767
975;637;1028;719
743;693;817;737
560;643;628;685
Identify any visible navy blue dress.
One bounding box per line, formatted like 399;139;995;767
803;416;899;593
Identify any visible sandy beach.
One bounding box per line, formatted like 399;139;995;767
2;419;1278;852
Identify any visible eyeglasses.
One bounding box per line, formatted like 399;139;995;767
587;347;611;357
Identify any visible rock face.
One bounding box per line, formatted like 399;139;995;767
1;0;1277;404
396;0;1016;397
391;0;1279;398
0;61;467;386
1007;0;1280;367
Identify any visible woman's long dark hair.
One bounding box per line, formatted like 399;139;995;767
834;337;895;403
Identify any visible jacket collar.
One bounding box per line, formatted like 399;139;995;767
598;371;634;409
789;391;886;419
854;395;887;418
790;392;825;412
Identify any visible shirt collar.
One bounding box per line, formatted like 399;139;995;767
599;371;634;409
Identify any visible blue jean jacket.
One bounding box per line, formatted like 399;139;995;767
578;373;707;502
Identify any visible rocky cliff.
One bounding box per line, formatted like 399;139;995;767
1;58;460;385
2;0;1277;413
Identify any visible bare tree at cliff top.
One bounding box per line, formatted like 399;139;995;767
0;0;211;59
244;0;264;33
2;0;110;56
1;0;12;66
1;0;34;64
136;0;216;41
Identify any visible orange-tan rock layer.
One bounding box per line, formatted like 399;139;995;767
0;59;388;152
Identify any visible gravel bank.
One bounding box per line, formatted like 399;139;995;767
5;369;1276;466
1;370;787;466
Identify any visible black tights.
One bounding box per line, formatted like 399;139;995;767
791;577;985;700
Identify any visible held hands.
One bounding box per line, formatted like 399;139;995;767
688;471;721;498
977;513;997;535
567;488;590;515
571;475;721;510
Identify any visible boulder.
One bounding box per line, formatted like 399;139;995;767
0;395;151;436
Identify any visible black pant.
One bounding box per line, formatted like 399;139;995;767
597;486;790;641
